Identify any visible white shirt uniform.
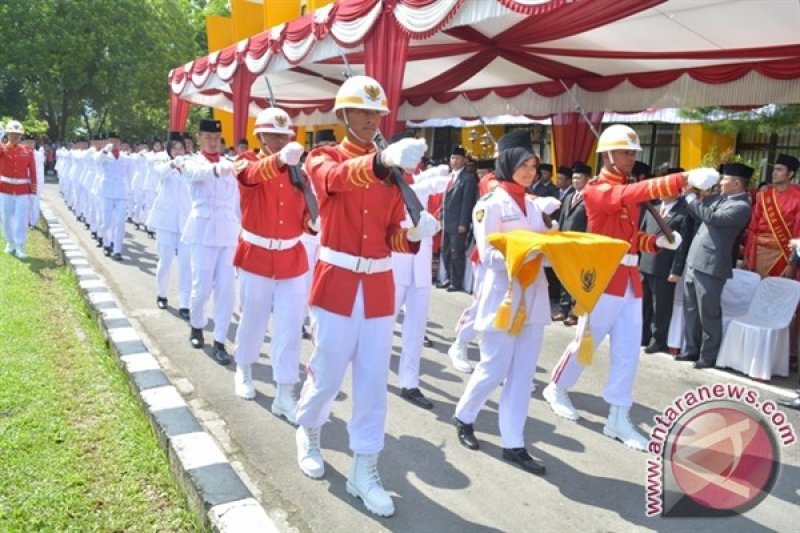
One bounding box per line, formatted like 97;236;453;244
455;185;550;449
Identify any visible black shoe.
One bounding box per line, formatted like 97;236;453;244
644;342;668;354
563;316;578;327
502;448;546;476
147;231;155;239
156;297;168;310
675;353;699;362
103;246;111;257
96;238;104;248
178;308;190;320
126;217;133;223
454;418;479;450
112;253;122;261
301;325;311;340
401;387;434;409
446;285;461;292
694;360;714;369
91;231;98;240
212;341;232;365
190;328;204;349
423;335;433;348
777;395;800;411
436;282;450;290
134;223;140;230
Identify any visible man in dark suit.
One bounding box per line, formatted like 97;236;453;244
640;194;695;353
677;163;753;368
440;146;477;292
552;162;592;326
531;163;558;197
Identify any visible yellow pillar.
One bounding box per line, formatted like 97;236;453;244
679;123;736;169
265;0;301;28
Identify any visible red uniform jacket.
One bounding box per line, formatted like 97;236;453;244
233;150;312;279
305;138;419;318
584;167;685;296
0;143;37;195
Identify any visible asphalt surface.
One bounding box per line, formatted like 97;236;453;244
42;182;800;532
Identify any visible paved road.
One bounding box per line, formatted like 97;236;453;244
43;182;799;532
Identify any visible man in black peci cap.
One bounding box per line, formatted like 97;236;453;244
440;145;477;292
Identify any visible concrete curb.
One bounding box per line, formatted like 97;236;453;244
40;202;278;533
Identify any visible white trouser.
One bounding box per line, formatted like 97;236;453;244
296;284;394;454
156;230;191;308
1;193;31;249
131;189;144;223
300;238;319;319
234;270;305;384
103;198;127;254
76;185;87;218
29;195;40;226
455;325;544;449
189;244;236;343
454;295;479;346
139;190;156;228
394;283;432;389
550;285;643;407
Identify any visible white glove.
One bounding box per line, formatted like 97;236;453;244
407;210;440;242
308;217;320;233
656;232;683;251
103;143;114;153
548;220;559;231
381;138;428;171
216;159;234;177
687;167;720;191
533;196;561;216
413;163;450;183
279;141;304;167
436;164;450;177
171;156;185;169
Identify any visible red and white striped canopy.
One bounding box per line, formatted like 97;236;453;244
169;0;800;126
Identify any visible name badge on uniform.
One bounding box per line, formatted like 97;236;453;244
501;214;520;222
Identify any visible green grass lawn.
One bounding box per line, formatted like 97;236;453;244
0;227;198;531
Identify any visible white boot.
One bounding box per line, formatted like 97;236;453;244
271;383;298;425
14;246;26;259
543;382;580;421
603;404;649;452
4;243;13;254
448;342;473;373
234;363;255;400
296;426;324;479
346;453;395;517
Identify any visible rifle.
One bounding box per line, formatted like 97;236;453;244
557;78;674;243
263;75;318;221
336;47;424;226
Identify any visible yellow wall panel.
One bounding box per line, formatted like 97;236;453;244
265;0;301;28
232;0;265;39
679;124;735;169
206;15;234;51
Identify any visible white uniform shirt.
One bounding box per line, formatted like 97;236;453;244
146;160;192;233
180;154;240;247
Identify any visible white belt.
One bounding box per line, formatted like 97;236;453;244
319;246;392;274
241;229;300;251
621;253;639;267
0;177;29;185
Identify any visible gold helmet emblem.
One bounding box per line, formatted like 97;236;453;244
275;114;288;128
364;84;382;102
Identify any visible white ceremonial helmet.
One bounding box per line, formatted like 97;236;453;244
596;124;641;152
5;120;24;134
253;107;295;137
334;75;390;115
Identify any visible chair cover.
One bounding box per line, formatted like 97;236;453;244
717;277;800;379
667;269;760;350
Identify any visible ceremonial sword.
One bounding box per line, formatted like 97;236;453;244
263;75;319;221
557;79;675;243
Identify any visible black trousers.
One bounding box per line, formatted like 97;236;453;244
641;272;676;347
442;231;467;290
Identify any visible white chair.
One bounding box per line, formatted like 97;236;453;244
667;269;760;351
716;277;800;380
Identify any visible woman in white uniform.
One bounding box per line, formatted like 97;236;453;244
146;133;192;320
453;130;554;475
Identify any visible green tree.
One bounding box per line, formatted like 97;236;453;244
0;0;211;141
680;104;800;136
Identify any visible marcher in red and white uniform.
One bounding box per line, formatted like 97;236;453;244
231;107;316;426
0;120;38;258
181;119;240;366
544;124;718;451
293;76;438;517
453;130;557;475
146;132;192;319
